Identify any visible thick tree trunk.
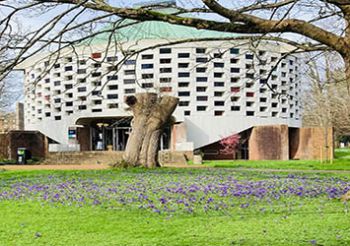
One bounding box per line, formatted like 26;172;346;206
122;93;179;168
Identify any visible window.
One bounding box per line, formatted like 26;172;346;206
246;73;254;79
230;48;239;54
92;109;102;113
196;77;207;82
196;67;207;73
246;92;254;97
179;101;189;107
107;75;118;81
260;98;267;103
93;100;102;105
91;52;101;59
160;48;171;54
91;72;101;77
107;66;118;72
54;81;61;86
78;87;86;92
54;98;61;103
246;111;255;116
65;84;73;90
231;87;240;93
142;74;154;79
78;78;86;83
231;96;239;102
196;57;208;63
245;54;254;60
108;85;118;90
231;58;239;64
214;101;224;106
142;54;153;59
160;87;172;92
54;64;60;69
124;79;135;84
55;116;61;120
246;102;254;107
178;91;190;97
231;77;239;83
142;83;153;88
77;69;86;74
124;70;135;75
93;63;102;68
231;106;240;111
160;77;171;83
107;56;118;62
178;82;189;87
66;75;73;80
160;58;171;64
214;82;224;87
184;111;191;116
79;105;87;110
196;48;206;53
272;102;278;108
141;64;154;69
92;90;100;96
260;107;267;112
214;72;223;78
178;63;189;68
65;102;73;107
214;111;224;116
79;60;86;65
124;60;136;65
107;94;118;99
197;96;208;101
108;104;119;109
197;106;207;111
125;88;135;94
160;67;172;73
196;87;207;92
45;112;51;117
214;91;224;97
178;53;190;58
65;57;73;63
231;68;240;73
214;62;224;68
178;72;190;78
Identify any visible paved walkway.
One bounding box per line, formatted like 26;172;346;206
1;164;350;174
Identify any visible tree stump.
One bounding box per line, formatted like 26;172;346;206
123;93;179;168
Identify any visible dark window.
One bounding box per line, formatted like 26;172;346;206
246;92;255;97
184;111;191;116
45;112;51;117
231;68;240;73
125;88;135;94
107;75;118;81
230;48;239;54
142;83;153;88
260;107;267;112
79;105;87;110
160;48;171;54
178;63;189;68
65;84;73;90
65;102;73;107
246;111;255;116
214;91;224;97
231;87;240;93
196;67;207;73
178;53;190;58
196;87;207;92
142;54;153;59
246;73;254;79
142;64;154;69
260;98;267;103
124;60;136;65
92;91;100;96
214;82;224;87
196;57;208;63
160;58;171;64
231;106;240;111
178;72;190;77
160;67;172;73
197;96;208;101
231;58;239;64
93;63;102;68
214;62;224;68
124;70;135;75
79;60;86;65
91;52;102;59
107;56;118;62
245;54;254;60
197;106;207;111
178;91;190;97
142;74;154;79
214;101;224;106
55;116;61;120
54;81;61;86
214;111;224;116
108;104;119;109
179;101;190;107
77;69;86;74
160;87;172;92
160;77;172;83
196;77;207;82
214;72;223;78
108;85;118;90
92;109;102;112
54;64;60;69
54;98;61;103
107;94;118;99
231;77;239;83
91;72;101;77
196;48;206;53
78;87;86;92
93;100;102;105
178;82;189;87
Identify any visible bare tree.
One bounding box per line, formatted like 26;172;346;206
2;0;350;167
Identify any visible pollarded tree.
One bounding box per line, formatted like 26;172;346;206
2;0;350;166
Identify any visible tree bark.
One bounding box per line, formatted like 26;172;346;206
122;93;179;168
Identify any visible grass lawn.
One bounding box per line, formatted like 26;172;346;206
0;168;350;245
203;148;350;171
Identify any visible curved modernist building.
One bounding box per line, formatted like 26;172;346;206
17;12;301;158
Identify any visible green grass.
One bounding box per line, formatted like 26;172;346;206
0;169;350;245
203;148;350;171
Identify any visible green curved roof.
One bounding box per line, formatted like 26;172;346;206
87;19;240;45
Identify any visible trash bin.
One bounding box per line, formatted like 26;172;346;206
17;148;27;164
